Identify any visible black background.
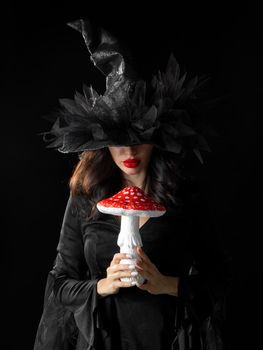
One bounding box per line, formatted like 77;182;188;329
4;2;262;349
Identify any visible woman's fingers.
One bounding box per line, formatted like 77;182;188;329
112;270;137;279
136;247;151;263
107;267;133;278
114;280;136;288
135;248;155;277
99;254;137;296
136;265;152;280
107;263;137;280
110;253;130;266
137;281;151;292
135;247;161;283
107;263;134;273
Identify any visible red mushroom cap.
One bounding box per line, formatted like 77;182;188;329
97;186;166;217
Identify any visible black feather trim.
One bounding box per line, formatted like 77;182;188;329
41;20;213;163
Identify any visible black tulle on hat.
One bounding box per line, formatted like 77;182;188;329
41;19;211;163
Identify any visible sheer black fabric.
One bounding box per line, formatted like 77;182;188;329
34;192;231;350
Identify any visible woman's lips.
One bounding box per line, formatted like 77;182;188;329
123;159;141;168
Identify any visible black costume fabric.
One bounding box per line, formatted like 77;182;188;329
34;191;231;350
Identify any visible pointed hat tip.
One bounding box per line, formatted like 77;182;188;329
67;18;86;32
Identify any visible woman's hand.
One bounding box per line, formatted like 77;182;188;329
136;247;179;296
97;253;137;297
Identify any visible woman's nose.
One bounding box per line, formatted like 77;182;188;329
122;146;137;156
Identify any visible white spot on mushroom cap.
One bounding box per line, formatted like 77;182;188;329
96;185;166;214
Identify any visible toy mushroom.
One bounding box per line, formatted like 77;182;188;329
97;186;166;286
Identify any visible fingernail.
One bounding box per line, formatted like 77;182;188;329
129;265;135;269
126;254;132;258
131;271;138;276
135;264;143;270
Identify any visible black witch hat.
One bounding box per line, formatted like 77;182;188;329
42;19;211;163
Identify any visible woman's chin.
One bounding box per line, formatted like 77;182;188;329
121;166;142;176
123;168;140;175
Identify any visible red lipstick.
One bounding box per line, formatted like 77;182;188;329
123;159;141;168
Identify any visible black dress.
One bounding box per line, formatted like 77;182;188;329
34;192;231;350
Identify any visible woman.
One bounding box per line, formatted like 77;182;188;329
34;19;231;350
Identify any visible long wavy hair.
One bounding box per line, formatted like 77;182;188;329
69;147;188;220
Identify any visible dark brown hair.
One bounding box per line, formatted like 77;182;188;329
69;147;184;219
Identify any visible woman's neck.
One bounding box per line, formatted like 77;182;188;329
122;174;148;192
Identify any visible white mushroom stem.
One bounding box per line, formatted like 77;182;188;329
117;215;143;254
117;215;145;286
